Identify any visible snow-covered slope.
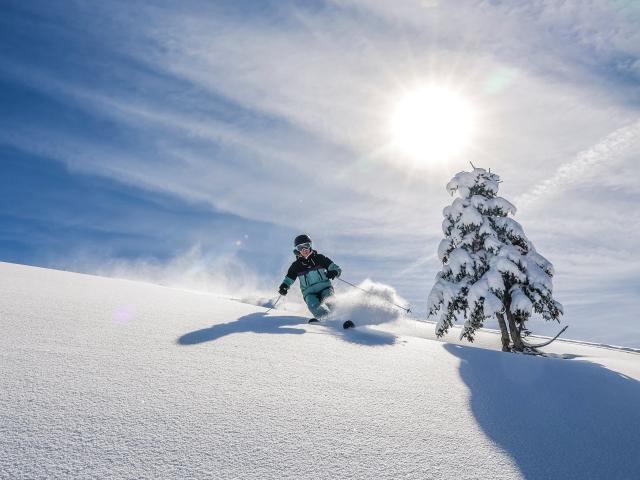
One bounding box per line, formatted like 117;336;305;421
1;262;638;479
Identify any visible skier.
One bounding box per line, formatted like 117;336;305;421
278;234;343;323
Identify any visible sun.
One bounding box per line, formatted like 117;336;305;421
391;87;474;165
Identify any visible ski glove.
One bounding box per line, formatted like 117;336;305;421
278;283;289;296
327;270;339;280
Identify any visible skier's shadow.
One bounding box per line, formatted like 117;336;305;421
177;312;396;346
445;343;640;479
177;312;306;345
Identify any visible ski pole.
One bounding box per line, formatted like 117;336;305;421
264;295;282;314
337;278;411;314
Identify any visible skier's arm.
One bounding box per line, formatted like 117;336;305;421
279;263;298;295
318;255;341;279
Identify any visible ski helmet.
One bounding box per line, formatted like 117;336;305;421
294;234;312;247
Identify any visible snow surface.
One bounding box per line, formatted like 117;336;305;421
1;262;639;479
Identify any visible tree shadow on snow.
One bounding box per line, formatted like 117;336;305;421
177;312;397;347
444;344;640;480
177;312;306;345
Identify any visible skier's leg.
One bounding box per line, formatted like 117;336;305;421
305;292;330;319
318;286;335;314
319;286;335;302
318;286;352;328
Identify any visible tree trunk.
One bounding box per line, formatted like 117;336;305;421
496;312;511;352
504;296;525;352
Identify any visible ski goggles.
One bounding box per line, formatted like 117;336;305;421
295;242;312;252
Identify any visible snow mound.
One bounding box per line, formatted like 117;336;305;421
236;295;280;309
328;279;409;327
2;262;639;480
235;294;305;314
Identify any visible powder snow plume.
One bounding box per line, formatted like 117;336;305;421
327;279;410;327
92;244;274;300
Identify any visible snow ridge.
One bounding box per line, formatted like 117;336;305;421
1;262;639;480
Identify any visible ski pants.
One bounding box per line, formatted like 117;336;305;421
304;286;334;319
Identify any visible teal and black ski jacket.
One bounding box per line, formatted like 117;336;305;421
281;250;341;298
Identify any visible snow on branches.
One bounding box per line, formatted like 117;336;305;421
427;167;563;346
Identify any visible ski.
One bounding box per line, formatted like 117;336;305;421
307;318;355;329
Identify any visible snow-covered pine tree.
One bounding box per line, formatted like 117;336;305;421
427;167;563;352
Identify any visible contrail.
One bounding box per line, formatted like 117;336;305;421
516;119;640;207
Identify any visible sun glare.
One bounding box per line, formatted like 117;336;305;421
391;87;474;165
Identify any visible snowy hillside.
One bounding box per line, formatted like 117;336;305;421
1;262;638;479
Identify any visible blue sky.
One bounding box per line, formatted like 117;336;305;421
1;0;639;346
